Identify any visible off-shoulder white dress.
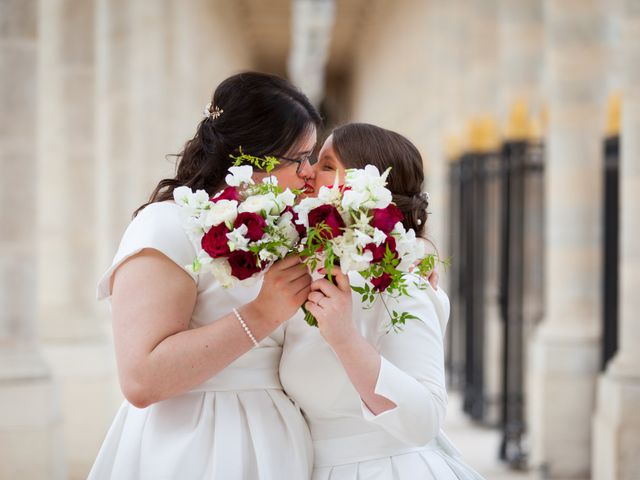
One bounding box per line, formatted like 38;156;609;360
88;201;312;480
280;272;484;479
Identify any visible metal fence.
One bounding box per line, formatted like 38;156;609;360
447;138;545;469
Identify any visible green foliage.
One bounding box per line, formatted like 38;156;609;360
229;147;280;173
386;310;420;334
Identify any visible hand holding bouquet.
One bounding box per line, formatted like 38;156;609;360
294;166;443;332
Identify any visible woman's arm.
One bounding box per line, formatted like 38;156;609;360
306;269;448;446
112;250;310;408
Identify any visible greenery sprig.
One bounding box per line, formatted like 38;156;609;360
229;146;280;173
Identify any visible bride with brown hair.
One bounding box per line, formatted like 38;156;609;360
280;123;485;479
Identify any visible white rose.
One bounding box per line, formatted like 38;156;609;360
204;199;238;227
239;194;277;215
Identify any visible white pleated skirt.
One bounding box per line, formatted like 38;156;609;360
88;388;313;480
311;431;485;480
313;448;485;480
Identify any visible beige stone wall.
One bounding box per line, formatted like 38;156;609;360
0;1;257;478
347;0;451;252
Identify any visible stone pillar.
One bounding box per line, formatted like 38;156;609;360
422;0;462;258
38;0;121;477
527;0;607;476
593;1;640;478
0;0;65;478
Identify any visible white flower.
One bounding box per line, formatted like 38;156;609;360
331;231;374;273
275;189;296;209
173;186;193;206
317;182;341;205
225;165;254;187
277;211;300;245
239;193;278;215
294;196;324;228
343;166;393;210
341;189;368;211
372;228;388;246
206;259;238;288
353;229;374;248
173;187;210;215
226;224;250;252
345;165;390;191
262;175;278;186
395;227;422;271
204;199;238;227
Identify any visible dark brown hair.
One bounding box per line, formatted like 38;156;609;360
134;72;322;216
332;123;429;237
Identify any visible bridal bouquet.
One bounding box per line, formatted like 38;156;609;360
173;162;302;288
294;165;440;332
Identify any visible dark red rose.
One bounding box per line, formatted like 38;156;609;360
227;250;262;280
233;212;267;242
308;204;346;239
370;204;404;234
284;206;306;237
365;236;398;263
211;186;241;203
371;272;393;292
201;223;231;258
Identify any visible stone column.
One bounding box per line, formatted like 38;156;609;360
593;1;640;478
38;0;122;477
527;0;607;476
0;0;64;478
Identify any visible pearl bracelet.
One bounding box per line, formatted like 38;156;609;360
233;308;259;347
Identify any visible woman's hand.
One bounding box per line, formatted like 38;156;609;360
304;268;358;347
251;255;312;327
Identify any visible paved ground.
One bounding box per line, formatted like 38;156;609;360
443;393;534;480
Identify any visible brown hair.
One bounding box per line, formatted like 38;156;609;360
331;123;429;237
134;72;322;217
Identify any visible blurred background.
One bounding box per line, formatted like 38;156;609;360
1;0;639;478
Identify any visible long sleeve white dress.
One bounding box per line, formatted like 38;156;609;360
280;271;485;479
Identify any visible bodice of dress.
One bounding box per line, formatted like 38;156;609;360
280;272;451;466
97;201;285;388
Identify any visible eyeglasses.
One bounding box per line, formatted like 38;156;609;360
280;152;316;174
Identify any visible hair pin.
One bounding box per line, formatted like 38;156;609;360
203;102;224;120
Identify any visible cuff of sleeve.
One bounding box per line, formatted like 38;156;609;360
360;356;416;421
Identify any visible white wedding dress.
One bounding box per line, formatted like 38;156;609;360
88;201;312;480
280;272;485;479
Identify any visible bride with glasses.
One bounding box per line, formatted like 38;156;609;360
88;72;321;480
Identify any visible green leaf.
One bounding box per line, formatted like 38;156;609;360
229;146;281;172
